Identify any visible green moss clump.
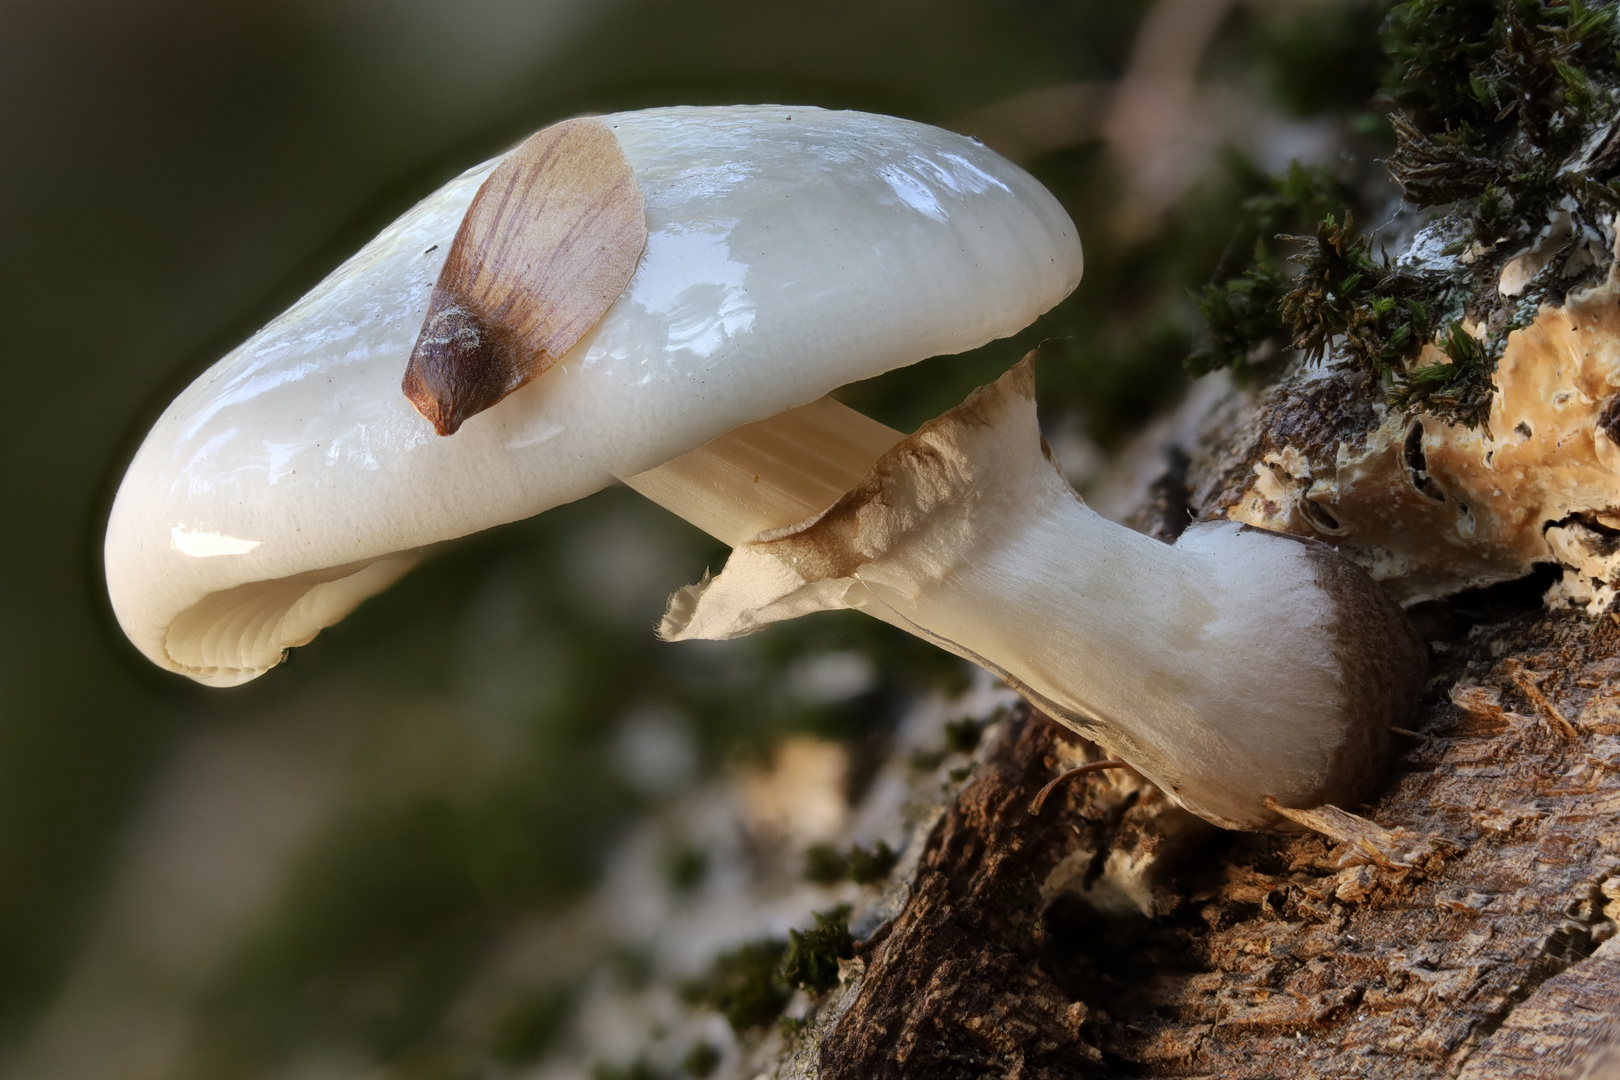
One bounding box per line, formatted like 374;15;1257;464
1386;114;1505;207
1392;321;1497;427
846;841;899;885
682;1042;722;1078
804;841;898;885
683;907;857;1029
682;940;790;1032
1280;212;1437;379
491;988;572;1065
779;907;855;995
942;716;985;755
1190;1;1620;428
1186;161;1357;380
1188;248;1292;378
1383;2;1509;129
663;844;708;893
803;843;849;885
592;1058;672;1080
1385;0;1618;144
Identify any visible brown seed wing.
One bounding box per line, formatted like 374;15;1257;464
403;117;647;435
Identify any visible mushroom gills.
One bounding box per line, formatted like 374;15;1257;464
163;555;421;687
623;396;902;546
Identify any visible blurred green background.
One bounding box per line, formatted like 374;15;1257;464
0;0;1388;1075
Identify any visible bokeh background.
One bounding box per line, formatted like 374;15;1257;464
0;1;1391;1076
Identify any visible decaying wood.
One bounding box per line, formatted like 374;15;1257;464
756;6;1620;1071
819;710;1103;1079
1456;937;1620;1079
817;607;1620;1078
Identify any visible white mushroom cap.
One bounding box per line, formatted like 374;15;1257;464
106;105;1082;686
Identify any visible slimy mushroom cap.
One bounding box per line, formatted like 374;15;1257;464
105;105;1082;686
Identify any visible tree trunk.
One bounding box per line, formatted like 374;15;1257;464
790;373;1620;1079
781;7;1620;1065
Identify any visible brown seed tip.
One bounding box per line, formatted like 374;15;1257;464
400;116;648;436
402;293;521;437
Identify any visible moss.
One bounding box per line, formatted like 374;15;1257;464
491;988;573;1065
592;1059;672;1080
1282;212;1439;376
1187;247;1292;378
1382;1;1501;126
1186;161;1357;380
1474;181;1517;244
803;843;849;885
663;843;708;893
606;945;655;992
942;716;986;754
197;794;583;1064
1387;114;1503;207
1190;1;1620;428
805;840;897;885
846;841;899;885
779;906;855;995
1374;0;1620;424
682;938;790;1032
1253;1;1390;117
1383;0;1618;141
681;907;857;1029
1381;1;1620;267
1393;321;1497;428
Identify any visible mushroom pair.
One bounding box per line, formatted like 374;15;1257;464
105;105;1423;830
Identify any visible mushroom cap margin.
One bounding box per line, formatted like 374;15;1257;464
105;105;1083;686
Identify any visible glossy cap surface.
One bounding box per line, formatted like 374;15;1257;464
105;105;1083;685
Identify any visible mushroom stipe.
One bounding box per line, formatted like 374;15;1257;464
656;357;1427;830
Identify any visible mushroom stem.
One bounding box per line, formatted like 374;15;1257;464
631;358;1426;831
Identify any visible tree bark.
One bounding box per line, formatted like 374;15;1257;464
800;374;1620;1079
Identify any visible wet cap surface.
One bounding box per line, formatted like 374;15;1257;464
105;105;1082;685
